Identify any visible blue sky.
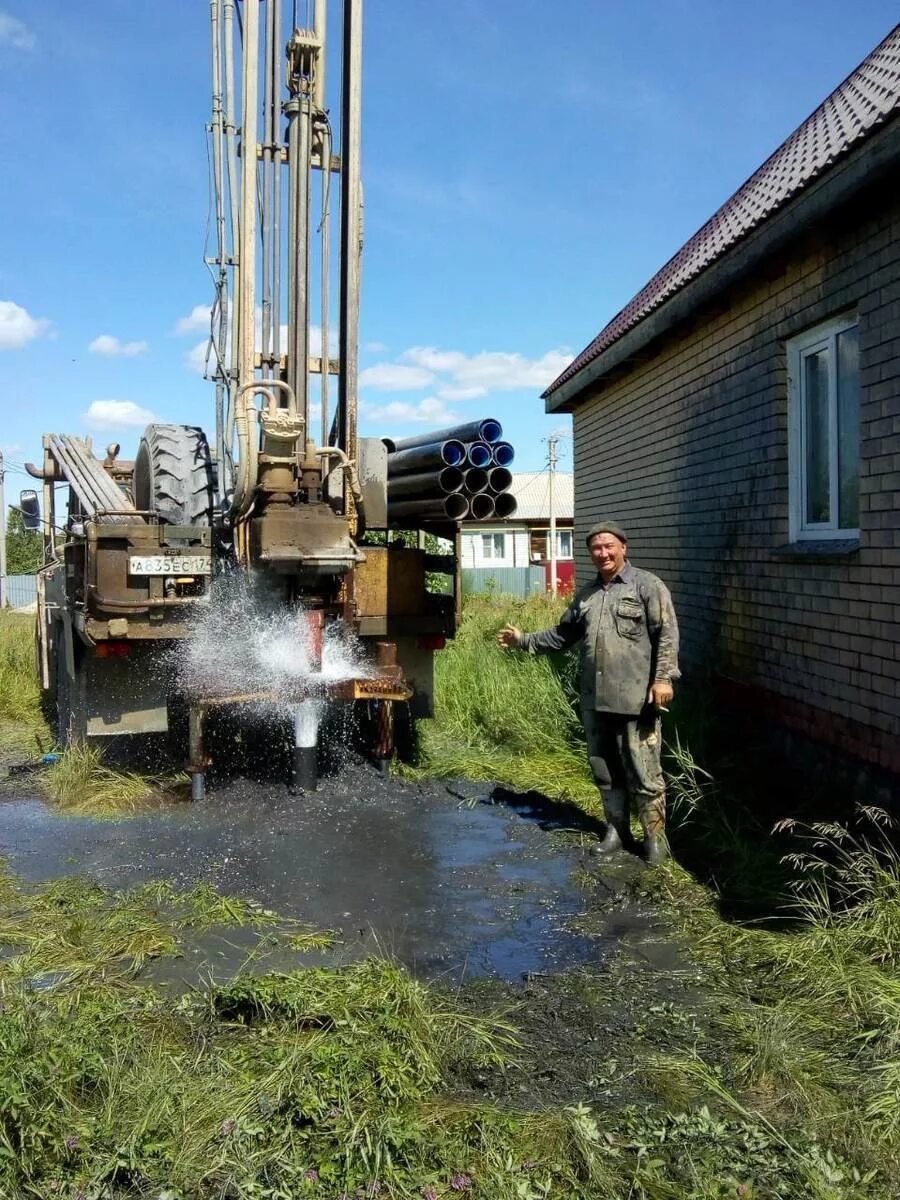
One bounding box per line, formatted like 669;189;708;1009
0;1;897;492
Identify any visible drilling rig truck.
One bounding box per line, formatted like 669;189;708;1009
25;0;517;796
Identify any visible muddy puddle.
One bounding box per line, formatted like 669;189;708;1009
0;762;678;988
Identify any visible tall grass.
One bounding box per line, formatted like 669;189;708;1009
418;593;598;810
38;743;188;815
0;612;46;750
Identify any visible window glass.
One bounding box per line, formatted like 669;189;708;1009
837;325;860;529
557;530;572;558
481;533;505;560
803;348;830;525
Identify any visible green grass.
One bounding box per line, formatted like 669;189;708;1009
0;612;47;752
38;742;189;815
0;856;890;1199
414;593;600;813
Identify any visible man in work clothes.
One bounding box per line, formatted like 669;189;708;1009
497;521;680;865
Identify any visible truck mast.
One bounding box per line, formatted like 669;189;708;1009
208;0;365;594
26;0;516;794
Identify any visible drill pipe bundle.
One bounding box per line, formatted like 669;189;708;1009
383;417;516;525
386;439;466;475
382;418;502;454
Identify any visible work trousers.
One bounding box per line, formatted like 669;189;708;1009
582;707;666;833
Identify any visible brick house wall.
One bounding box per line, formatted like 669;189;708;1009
571;173;900;772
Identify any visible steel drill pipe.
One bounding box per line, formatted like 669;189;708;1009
491;441;515;467
493;492;518;518
463;467;489;495
386;466;464;499
383;418;502;454
385;438;465;475
387;494;469;522
466;441;492;467
487;467;513;494
469;493;495;520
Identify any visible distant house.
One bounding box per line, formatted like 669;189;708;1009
543;25;900;776
461;471;575;595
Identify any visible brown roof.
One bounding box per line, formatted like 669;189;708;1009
545;23;900;398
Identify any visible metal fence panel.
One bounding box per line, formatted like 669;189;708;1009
4;573;38;608
461;566;545;598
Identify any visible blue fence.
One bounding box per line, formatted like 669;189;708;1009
461;566;545;598
3;573;37;608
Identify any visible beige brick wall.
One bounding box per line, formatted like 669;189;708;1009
571;186;900;771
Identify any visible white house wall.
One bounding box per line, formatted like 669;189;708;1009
460;525;530;568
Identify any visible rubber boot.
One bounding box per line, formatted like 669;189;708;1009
638;792;669;866
594;788;630;854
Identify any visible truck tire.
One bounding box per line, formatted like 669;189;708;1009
134;424;215;526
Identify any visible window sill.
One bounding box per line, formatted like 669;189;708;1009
772;538;860;562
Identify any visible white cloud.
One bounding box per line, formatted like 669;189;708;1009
89;334;148;358
187;339;213;376
400;347;465;373
364;340;387;354
436;384;487;402
0;299;50;349
362;396;458;426
82;400;157;430
174;304;211;335
359;362;435;391
401;345;571;391
0;13;35;50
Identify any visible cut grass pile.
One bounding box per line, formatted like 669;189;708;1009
629;800;900;1194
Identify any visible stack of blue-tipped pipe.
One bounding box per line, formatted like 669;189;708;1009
383;418;517;525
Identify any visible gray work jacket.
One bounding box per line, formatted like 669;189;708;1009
520;562;680;716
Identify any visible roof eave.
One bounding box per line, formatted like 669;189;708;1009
544;115;900;415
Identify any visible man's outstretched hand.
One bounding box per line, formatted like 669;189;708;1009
497;624;523;650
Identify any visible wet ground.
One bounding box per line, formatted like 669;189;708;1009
0;759;681;989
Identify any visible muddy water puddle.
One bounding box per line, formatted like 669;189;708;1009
0;764;677;987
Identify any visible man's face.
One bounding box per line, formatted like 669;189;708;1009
589;533;626;578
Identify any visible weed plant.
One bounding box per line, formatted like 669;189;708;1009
38;742;188;815
416;593;598;810
0;612;46;750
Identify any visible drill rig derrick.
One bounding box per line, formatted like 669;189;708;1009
29;1;468;790
218;0;363;607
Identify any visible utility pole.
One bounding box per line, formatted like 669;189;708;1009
547;434;558;598
0;450;6;610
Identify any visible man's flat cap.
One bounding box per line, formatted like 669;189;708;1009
585;520;627;546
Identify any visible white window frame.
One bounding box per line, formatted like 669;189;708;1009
787;313;860;542
481;532;507;561
555;529;573;559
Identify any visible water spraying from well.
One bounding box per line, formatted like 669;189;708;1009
178;574;373;711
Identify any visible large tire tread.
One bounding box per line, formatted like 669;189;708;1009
134;424;215;526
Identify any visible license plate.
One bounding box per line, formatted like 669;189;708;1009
129;555;212;576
